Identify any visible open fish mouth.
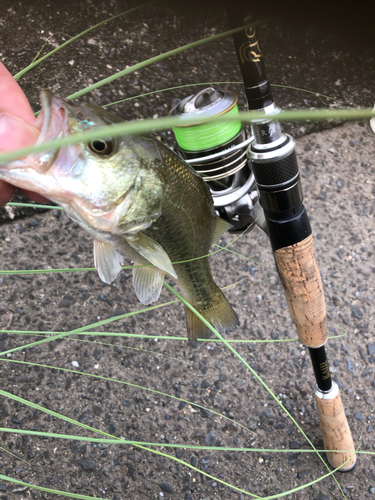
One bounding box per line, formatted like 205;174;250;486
31;90;70;173
0;90;131;232
0;91;69;185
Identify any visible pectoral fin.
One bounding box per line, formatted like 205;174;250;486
126;233;177;279
93;239;124;284
132;265;164;304
213;216;232;243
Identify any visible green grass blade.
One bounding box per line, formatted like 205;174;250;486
105;440;351;499
6;329;346;342
5;202;61;209
130;444;262;498
271;83;347;104
1;107;374;167
0;263;151;274
0;358;255;436
65;22;260;101
34;334;192;364
0;474;108;499
0;390;261;498
0;301;176;357
0;427;359;498
259;455;355;499
13;4;150;81
0;266;96;275
213;243;276;272
1;428;367;456
0;446;30;465
103;81;246;107
6;328;317;342
163;282;346;497
29;41;49;65
104;81;346;107
0;389;120;439
0;223;246;275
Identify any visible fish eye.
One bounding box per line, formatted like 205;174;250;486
88;139;115;155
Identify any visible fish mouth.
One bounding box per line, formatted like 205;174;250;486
32;90;70;173
34;92;127;231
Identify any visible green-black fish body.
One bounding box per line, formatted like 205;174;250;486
0;91;239;345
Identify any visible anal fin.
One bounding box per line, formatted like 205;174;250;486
132;265;165;305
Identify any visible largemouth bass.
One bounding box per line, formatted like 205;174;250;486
0;91;239;345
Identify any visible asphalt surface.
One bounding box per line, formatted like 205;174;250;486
0;1;375;499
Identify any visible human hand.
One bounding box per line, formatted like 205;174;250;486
0;63;47;205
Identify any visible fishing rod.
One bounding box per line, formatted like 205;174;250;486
169;7;356;472
225;9;356;471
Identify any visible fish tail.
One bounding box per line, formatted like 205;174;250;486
184;286;239;348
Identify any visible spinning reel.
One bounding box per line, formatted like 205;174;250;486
169;87;265;233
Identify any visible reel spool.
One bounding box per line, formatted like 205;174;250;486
169;87;264;233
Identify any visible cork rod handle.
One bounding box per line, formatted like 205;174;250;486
315;382;356;471
274;234;327;348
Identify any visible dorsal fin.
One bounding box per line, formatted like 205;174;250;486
213;216;232;243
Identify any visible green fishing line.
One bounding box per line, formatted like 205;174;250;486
172;105;241;152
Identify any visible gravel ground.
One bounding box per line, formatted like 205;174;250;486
0;1;375;499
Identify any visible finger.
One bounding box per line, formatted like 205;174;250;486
19;189;49;203
0;180;15;206
0;111;40;152
0;183;49;206
0;63;35;124
0;65;47;206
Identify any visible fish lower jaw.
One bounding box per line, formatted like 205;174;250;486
64;201;120;232
0;168;51;194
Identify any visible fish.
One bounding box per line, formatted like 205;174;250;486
0;90;239;345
